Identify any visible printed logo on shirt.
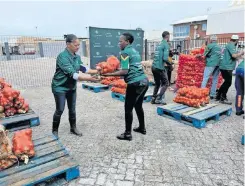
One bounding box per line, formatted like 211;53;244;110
121;53;129;61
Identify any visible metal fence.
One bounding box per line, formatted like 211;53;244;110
0;35;244;89
145;37;245;60
0;36;89;89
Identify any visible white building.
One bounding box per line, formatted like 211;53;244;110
207;0;245;37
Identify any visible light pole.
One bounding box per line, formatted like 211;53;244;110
35;26;39;38
194;25;198;48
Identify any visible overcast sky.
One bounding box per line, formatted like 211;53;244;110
0;0;230;38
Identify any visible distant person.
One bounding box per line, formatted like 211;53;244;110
51;34;100;138
101;33;149;141
198;35;222;99
216;35;244;104
151;31;170;105
235;59;244;116
167;42;174;91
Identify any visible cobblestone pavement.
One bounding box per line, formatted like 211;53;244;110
18;82;244;186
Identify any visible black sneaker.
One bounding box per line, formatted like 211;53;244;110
220;98;232;105
151;98;156;104
215;96;221;101
210;96;215;100
133;127;146;135
155;99;167;105
236;110;244;116
117;133;132;141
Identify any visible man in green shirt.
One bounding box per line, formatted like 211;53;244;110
51;34;99;138
216;35;244;104
102;33;149;141
235;59;244;115
200;35;221;99
151;31;170;105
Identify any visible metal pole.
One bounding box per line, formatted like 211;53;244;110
82;40;87;57
38;42;44;57
144;39;148;60
4;42;11;61
35;26;39;38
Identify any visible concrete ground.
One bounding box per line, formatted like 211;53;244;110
17;82;244;186
1;58;243;186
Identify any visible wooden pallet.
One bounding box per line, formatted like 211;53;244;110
82;83;110;93
111;92;152;103
0;134;80;186
0;108;40;131
157;103;232;128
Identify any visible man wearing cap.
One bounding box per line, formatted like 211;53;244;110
217;35;244;104
200;35;222;99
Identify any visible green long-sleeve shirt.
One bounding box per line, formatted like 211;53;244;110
152;40;169;70
204;42;222;67
120;45;146;84
220;42;237;70
51;49;82;93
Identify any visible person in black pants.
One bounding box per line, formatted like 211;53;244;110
217;35;244;104
166;47;174;88
151;31;170;105
51;34;99;138
101;33;149;141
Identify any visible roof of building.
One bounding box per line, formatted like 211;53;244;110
210;5;244;15
172;15;208;25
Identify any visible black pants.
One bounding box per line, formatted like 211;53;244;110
235;69;244;112
218;70;233;99
152;67;169;99
125;78;149;133
167;68;172;85
53;90;77;124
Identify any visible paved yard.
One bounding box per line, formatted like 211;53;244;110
17;82;244;186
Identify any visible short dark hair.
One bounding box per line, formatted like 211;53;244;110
64;34;78;43
122;33;134;44
162;31;170;38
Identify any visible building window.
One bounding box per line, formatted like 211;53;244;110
202;23;207;31
173;25;190;37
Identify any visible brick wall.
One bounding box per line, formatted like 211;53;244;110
189;21;207;39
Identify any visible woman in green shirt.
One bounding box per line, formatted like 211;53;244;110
51;34;99;138
101;33;149;141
